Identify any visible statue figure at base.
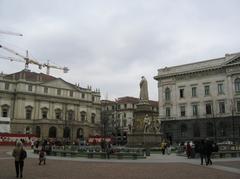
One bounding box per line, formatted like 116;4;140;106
143;114;151;133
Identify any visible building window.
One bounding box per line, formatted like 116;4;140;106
28;85;32;92
206;123;214;137
41;108;48;119
68;110;74;120
235;78;240;92
206;103;212;115
204;85;210;96
69;91;73;97
112;114;114;119
57;89;61;95
44;87;48;94
219;122;227;137
165;88;171;101
117;113;120;119
124;104;127;109
80;111;86;122
193;123;200;137
81;93;85;98
219;101;225;114
92;96;95;101
237;101;240;113
123;119;127;127
5;83;9;90
192;104;198;116
25;126;31;134
63;127;70;138
180;123;187;137
1;105;9;117
91;113;95;124
192;87;197;97
117;105;120;110
180;89;184;98
49;126;57;138
218;84;224;94
55;109;62;120
123;113;126;118
25;106;32;120
166;107;171;117
112;106;115;110
180;106;185;117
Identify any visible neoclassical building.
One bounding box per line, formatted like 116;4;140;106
101;97;158;137
154;52;240;144
0;70;101;140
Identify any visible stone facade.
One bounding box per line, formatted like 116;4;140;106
101;97;158;136
0;70;101;140
154;52;240;144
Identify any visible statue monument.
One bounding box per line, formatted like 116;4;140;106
127;76;162;147
139;76;149;102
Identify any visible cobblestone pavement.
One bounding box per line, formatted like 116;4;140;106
1;146;240;179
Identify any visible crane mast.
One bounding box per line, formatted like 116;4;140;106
0;44;42;70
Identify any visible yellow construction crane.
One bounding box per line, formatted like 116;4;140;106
43;60;69;75
0;44;42;70
0;30;23;36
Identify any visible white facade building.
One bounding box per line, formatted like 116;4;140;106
154;53;240;143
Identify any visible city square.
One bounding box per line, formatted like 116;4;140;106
0;146;240;179
1;0;240;178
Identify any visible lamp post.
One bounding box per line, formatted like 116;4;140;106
212;103;217;143
230;100;235;145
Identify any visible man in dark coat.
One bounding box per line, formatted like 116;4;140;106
198;139;206;165
205;139;213;165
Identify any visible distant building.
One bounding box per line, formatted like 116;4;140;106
0;70;101;140
154;52;240;144
101;96;158;141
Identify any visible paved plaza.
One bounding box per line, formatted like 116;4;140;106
0;146;240;179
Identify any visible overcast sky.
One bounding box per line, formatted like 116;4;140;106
0;0;240;101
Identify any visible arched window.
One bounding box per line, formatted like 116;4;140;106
235;78;240;92
91;113;96;124
25;106;33;120
80;111;86;122
63;127;71;138
1;104;9;117
49;126;57;138
25;126;31;134
180;123;187;137
206;122;214;137
77;128;84;139
165;88;171;101
193;123;200;137
35;126;41;138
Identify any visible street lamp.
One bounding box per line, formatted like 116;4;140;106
230;100;236;145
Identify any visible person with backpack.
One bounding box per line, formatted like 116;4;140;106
12;141;27;178
39;148;46;165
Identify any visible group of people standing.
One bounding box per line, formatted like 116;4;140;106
197;139;218;165
188;139;218;165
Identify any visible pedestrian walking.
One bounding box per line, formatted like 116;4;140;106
186;142;192;158
205;139;213;165
12;141;27;178
39;148;46;165
198;139;206;165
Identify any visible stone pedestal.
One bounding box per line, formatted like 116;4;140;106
127;101;162;147
128;133;162;147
